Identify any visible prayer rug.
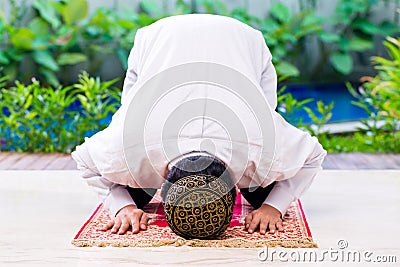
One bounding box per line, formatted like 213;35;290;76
72;192;317;248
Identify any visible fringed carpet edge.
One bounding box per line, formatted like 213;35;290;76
72;197;317;248
72;235;317;248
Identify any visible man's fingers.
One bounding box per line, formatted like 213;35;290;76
130;211;143;234
118;217;130;234
248;213;261;234
130;218;140;234
111;218;122;234
101;220;114;231
269;221;277;234
277;220;284;232
244;213;253;229
139;213;149;230
101;208;153;235
259;218;269;235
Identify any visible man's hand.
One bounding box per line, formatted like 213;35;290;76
101;204;149;235
244;204;284;235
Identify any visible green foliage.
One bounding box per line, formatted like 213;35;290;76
313;0;400;78
72;72;121;138
367;37;400;119
0;73;120;152
330;52;353;75
304;100;334;137
341;36;400;153
1;0;398;84
0;0;91;86
262;4;323;80
277;87;313;125
277;86;399;153
276;34;400;153
0;0;133;86
277;88;335;141
319;130;400;153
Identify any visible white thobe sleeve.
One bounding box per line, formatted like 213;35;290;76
262;143;326;215
71;144;136;218
71;30;146;217
259;32;278;111
256;31;326;216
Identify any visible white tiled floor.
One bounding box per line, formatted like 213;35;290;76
0;170;399;266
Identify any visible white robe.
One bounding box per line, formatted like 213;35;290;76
71;14;326;218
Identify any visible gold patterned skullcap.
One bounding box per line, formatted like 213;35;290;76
163;174;235;239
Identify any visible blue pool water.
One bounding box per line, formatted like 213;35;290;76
283;83;369;124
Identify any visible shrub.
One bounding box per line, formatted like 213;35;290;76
0;72;120;152
338;36;400;153
3;0;397;85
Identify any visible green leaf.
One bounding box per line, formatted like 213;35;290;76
57;53;87;65
330;52;353;75
383;38;400;61
77;94;88;108
319;32;341;43
3;65;17;81
26;111;38;120
0;15;4;32
0;51;9;64
339;37;350;51
335;0;370;22
328;101;335;110
39;67;59;87
32;0;61;29
380;21;400;36
348;37;374;51
296;24;322;37
28;17;49;36
298;98;313;106
10;28;35;50
326;113;332;121
281;33;297;43
275;62;300;78
23;95;33;110
260;19;279;33
140;0;163;16
210;0;229;15
117;19;137;30
84;26;101;38
353;18;380;35
351;101;369;112
61;0;88;25
137;13;157;26
317;101;324;113
301;13;322;27
272;46;287;59
116;48;128;70
32;50;59;71
31;39;49;50
304;107;318;122
269;3;291;23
